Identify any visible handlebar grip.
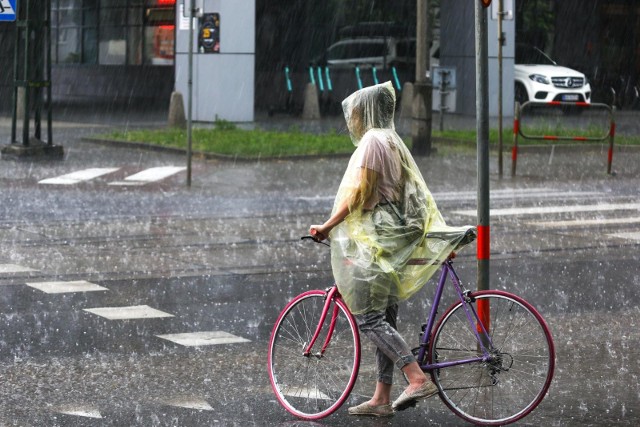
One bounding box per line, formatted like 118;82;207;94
301;235;330;246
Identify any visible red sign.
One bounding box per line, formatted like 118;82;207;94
481;0;492;7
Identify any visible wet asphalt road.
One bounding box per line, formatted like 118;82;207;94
0;109;639;426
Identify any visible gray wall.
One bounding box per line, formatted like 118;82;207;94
175;0;255;122
440;0;515;117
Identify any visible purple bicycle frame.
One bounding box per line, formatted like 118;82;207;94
416;257;495;371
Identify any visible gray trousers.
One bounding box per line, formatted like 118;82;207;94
354;304;416;385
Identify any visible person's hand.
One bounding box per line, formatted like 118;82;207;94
309;225;329;242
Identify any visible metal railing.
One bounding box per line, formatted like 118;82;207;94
511;101;616;176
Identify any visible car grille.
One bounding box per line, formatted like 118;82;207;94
551;77;584;89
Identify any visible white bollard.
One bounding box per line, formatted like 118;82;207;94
168;91;187;128
302;83;321;120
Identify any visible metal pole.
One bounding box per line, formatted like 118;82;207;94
497;0;504;177
511;101;520;177
10;0;20;144
186;1;194;187
476;0;490;292
22;1;30;146
608;112;615;175
46;0;53;146
412;0;433;156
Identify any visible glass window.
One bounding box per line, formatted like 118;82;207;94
145;25;174;65
99;27;127;64
100;7;127;25
58;28;81;63
59;9;82;27
128;26;144;65
83;28;98;63
51;0;173;66
84;7;98;27
51;29;59;63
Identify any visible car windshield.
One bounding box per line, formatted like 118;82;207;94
515;45;556;65
327;41;387;61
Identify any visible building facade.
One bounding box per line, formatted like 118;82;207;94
0;0;639;116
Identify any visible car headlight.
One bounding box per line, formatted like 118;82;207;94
529;74;550;85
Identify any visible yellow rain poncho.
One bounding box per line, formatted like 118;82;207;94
330;81;474;315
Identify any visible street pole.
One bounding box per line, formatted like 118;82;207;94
187;1;194;188
412;0;433;156
476;0;490;293
497;0;504;177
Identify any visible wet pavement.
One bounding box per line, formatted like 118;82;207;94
0;105;639;425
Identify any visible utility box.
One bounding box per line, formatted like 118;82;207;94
432;66;457;113
175;0;255;122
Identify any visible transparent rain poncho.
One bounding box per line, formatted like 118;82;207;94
330;81;474;315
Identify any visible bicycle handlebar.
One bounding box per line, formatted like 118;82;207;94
301;235;330;247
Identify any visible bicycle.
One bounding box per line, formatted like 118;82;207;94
267;227;555;425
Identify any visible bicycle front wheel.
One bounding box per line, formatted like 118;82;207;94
429;290;555;426
268;290;360;420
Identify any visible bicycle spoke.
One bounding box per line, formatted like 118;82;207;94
268;291;360;420
430;292;554;425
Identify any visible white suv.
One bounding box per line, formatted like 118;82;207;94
514;45;591;105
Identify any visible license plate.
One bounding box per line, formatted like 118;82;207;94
562;94;580;101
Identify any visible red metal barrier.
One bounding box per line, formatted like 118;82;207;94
511;101;616;176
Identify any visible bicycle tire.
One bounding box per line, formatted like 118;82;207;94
429;290;555;426
268;290;361;420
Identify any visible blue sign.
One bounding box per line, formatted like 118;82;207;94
0;0;17;22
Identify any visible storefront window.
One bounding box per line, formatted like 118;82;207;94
51;0;174;66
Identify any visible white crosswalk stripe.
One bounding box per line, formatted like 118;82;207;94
53;405;102;419
453;202;640;217
38;166;186;186
156;331;250;347
26;280;108;294
528;216;640;228
83;305;174;320
0;264;37;274
109;166;186;186
608;231;640;242
39;168;120;185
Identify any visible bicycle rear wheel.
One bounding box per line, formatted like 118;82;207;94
429;290;555;426
268;290;360;420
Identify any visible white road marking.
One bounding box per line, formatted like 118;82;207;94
111;166;187;185
83;305;174;320
160;397;214;411
53;404;102;419
282;387;330;400
295;189;603;203
453;203;640;217
26;280;108;294
432;189;602;201
608;231;640;242
39;168;120;185
156;331;250;347
0;264;37;273
528;216;640;228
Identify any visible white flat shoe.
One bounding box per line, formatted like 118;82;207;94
348;401;394;417
392;381;438;411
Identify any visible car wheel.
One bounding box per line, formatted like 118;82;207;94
514;82;528;106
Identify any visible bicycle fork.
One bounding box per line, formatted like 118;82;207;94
303;286;340;358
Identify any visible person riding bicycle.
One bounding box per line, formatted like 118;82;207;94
309;81;470;417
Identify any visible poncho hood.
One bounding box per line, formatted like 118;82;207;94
342;81;396;146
